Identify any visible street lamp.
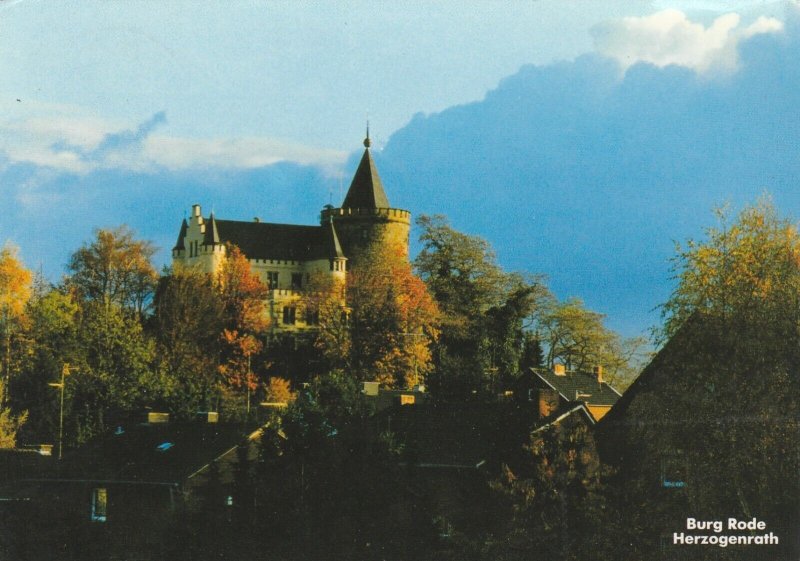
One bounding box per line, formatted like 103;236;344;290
48;363;75;461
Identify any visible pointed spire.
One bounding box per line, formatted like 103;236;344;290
173;218;188;251
203;213;221;246
342;131;390;209
325;216;345;259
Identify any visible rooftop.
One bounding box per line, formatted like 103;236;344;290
533;367;621;407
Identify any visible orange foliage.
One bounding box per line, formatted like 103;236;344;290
216;245;268;395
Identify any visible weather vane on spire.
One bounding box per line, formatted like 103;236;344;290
364;120;371;148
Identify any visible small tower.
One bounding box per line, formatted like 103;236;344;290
320;128;411;262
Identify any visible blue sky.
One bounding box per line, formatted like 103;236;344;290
1;1;797;337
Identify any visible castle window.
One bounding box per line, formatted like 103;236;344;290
291;273;303;290
266;271;279;290
282;307;296;325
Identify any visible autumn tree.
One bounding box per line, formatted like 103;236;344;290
309;244;439;388
215;244;269;417
0;244;32;405
601;199;800;560
66;226;158;316
661;199;800;338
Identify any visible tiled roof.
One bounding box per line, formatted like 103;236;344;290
342;148;390;209
212;220;336;261
53;422;254;485
534;368;621;407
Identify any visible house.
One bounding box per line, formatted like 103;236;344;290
362;381;429;411
0;414;266;538
171;131;410;332
594;315;799;559
523;364;621;421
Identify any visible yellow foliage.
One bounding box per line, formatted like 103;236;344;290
0;244;32;319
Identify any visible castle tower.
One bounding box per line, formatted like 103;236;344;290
320;130;411;262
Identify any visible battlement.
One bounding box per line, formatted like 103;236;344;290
321;206;411;224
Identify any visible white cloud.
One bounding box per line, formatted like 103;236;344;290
141;136;347;173
0;107;347;175
592;9;783;74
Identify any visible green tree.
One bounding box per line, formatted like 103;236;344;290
12;288;81;442
415;215;548;396
274;370;437;557
490;412;616;561
0;377;27;448
519;331;544;371
152;266;224;416
74;302;156;438
539;298;646;390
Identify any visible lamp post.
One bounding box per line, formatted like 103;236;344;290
48;363;74;461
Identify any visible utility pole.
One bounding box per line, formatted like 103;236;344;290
48;363;75;461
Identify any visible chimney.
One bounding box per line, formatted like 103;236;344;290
192;204;201;217
593;365;604;384
554;363;566;376
147;412;169;424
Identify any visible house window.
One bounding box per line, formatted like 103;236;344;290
660;451;688;489
283;307;296;325
291;273;303;290
266;271;279;290
305;308;320;326
91;487;108;522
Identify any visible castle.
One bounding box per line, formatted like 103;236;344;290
171;133;410;331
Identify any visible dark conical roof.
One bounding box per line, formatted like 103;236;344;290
203;213;221;245
173;219;188;251
325;219;345;259
342;148;390;209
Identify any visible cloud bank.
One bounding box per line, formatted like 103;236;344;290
592;9;783;73
0;110;346;176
